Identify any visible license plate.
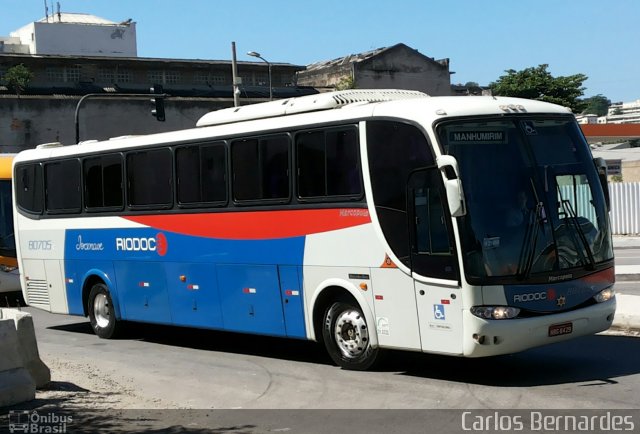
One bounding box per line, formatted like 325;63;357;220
549;322;573;337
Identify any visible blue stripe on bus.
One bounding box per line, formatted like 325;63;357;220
64;228;307;338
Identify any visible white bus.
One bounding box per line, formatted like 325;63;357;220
13;90;616;370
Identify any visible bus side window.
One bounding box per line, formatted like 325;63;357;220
16;164;44;214
296;126;362;200
231;135;290;203
127;148;173;208
45;159;82;214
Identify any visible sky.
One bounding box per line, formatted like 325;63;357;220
1;0;639;103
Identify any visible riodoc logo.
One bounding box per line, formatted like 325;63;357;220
115;233;168;256
513;288;557;303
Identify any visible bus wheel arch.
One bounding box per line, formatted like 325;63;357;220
312;284;382;370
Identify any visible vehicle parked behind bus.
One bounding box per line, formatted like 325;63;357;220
0;154;21;300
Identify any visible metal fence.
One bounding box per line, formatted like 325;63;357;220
610;182;640;235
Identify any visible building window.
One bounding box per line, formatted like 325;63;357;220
194;72;228;86
239;75;253;86
46;66;81;83
193;72;208;85
164;71;181;84
99;68;132;83
210;74;227;85
147;70;164;84
116;70;132;83
255;73;269;86
147;70;181;85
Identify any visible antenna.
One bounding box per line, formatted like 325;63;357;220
43;0;49;22
57;1;61;21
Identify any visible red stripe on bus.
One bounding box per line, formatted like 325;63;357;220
122;209;370;239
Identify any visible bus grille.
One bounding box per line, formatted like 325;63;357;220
26;279;50;308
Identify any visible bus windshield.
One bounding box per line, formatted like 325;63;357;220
438;117;613;284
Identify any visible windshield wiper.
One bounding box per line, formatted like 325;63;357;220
558;194;596;270
517;201;546;280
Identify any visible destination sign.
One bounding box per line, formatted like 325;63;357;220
449;130;507;144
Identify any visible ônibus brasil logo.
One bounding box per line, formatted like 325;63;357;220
115;233;167;256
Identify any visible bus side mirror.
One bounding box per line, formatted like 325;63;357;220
593;157;610;210
437;155;466;217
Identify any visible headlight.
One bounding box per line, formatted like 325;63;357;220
470;306;520;320
594;287;615;303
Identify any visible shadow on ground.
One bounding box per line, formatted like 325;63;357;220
47;319;640;388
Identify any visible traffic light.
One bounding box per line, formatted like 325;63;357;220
150;84;165;122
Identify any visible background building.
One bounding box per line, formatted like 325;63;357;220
1;15;458;151
297;43;452;96
5;13;137;57
0;13;309;150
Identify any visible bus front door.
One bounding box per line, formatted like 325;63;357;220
408;168;463;355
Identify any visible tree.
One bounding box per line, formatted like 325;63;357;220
3;64;33;96
335;75;355;91
582;94;610;116
489;64;587;113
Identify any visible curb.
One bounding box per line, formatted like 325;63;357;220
616;274;640;282
612;293;640;330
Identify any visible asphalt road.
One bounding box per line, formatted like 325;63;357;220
21;307;640;411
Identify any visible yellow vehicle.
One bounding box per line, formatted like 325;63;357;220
0;154;20;296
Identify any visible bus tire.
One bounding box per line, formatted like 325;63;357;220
322;301;381;371
87;283;120;339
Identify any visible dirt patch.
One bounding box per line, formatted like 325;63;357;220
28;357;177;410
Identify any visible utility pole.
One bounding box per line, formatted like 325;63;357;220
231;41;240;107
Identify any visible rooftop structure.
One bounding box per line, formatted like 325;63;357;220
4;12;137;57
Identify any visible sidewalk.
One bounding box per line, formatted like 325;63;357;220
613;236;640;331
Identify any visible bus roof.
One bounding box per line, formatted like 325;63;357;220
14;91;573;163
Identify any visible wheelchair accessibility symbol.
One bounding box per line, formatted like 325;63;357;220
433;304;446;320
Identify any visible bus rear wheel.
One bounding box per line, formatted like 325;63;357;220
88;283;120;339
322;301;381;370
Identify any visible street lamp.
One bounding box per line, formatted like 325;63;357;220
247;51;272;101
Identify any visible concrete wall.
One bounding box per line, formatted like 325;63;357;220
0;96;234;151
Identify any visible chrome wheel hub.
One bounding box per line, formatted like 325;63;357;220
93;293;110;328
334;309;369;359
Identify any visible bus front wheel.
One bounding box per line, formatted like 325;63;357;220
88;283;120;339
322;301;381;370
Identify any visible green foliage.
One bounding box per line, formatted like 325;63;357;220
3;64;33;96
335;76;355;91
628;139;640;148
611;174;623;183
489;64;587;113
581;94;610;116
